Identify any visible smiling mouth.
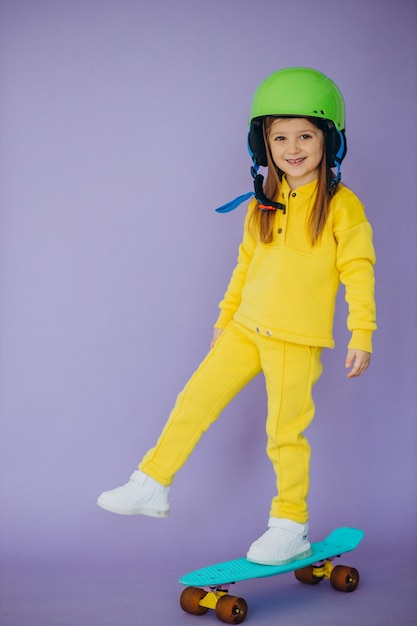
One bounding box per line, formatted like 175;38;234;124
286;157;306;164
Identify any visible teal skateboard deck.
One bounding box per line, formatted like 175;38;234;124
179;527;364;624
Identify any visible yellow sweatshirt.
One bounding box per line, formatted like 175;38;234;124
215;177;376;352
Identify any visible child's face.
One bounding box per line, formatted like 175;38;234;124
267;117;324;189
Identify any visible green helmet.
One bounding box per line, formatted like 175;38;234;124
248;67;347;171
250;67;345;130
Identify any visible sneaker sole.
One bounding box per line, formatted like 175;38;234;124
247;546;313;567
96;500;170;518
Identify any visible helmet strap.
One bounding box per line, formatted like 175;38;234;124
215;191;255;214
250;145;286;212
215;155;286;214
329;129;345;195
253;172;286;213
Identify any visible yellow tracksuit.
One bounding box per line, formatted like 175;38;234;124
140;178;376;523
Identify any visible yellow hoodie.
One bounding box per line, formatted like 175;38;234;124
215;178;376;352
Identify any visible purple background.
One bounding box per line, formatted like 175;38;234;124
0;1;416;624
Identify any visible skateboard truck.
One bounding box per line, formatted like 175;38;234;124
294;556;360;591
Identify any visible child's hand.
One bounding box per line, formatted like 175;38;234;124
210;328;223;350
345;349;371;378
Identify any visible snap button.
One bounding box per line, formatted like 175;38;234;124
266;330;272;337
277;228;283;234
256;326;261;334
292;192;297;197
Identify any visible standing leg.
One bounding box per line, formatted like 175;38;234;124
246;339;322;565
262;341;323;523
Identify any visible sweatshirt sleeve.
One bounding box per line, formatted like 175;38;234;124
333;191;377;353
214;203;257;329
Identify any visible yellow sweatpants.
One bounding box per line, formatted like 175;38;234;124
140;321;323;524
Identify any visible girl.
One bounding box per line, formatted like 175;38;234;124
97;68;376;566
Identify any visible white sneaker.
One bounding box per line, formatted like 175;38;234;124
246;518;312;566
97;470;170;517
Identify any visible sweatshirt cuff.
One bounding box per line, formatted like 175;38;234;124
348;329;374;353
214;309;235;330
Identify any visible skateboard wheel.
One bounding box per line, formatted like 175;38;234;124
330;565;360;592
180;586;209;615
215;595;248;624
294;566;323;585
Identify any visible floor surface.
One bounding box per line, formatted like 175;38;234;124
1;545;415;626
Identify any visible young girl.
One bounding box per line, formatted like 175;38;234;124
97;67;376;566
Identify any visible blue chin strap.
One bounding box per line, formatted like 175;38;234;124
215;190;255;214
215;128;345;214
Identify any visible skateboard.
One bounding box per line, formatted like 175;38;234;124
179;526;364;624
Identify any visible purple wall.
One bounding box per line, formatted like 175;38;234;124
0;0;416;581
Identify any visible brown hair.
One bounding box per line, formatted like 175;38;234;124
248;117;336;245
